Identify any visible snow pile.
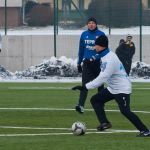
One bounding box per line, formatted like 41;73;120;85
0;65;13;80
131;61;150;79
15;56;80;79
0;57;150;81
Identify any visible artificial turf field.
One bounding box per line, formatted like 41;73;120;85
0;82;149;150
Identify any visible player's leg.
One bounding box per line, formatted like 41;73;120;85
98;84;104;92
114;94;150;137
90;88;113;131
76;61;93;113
92;59;104;93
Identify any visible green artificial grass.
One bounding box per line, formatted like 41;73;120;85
0;82;149;150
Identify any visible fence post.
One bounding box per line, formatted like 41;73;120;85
139;0;142;62
56;0;59;34
5;0;7;35
53;0;57;57
108;0;111;35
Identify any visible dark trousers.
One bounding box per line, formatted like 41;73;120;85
78;60;104;107
90;88;148;132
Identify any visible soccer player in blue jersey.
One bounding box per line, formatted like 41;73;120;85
76;17;105;113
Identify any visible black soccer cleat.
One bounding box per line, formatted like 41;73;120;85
137;130;150;137
75;105;84;114
97;123;112;131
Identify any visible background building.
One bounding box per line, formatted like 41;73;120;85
0;0;22;27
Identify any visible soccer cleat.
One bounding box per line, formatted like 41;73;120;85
137;130;150;137
97;123;112;131
75;105;84;114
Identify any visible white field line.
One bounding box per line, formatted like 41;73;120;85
133;88;150;90
0;127;138;137
8;87;71;90
0;126;72;130
0;131;137;137
0;126;138;132
0;133;73;137
8;86;150;90
0;107;149;114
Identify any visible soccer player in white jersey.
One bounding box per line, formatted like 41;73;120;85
72;35;150;137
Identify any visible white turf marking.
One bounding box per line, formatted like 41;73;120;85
0;126;138;137
0;133;72;137
8;87;71;90
0;126;71;130
0;126;138;132
8;86;150;90
0;107;149;114
133;88;150;90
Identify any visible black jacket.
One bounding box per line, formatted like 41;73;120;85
115;42;135;75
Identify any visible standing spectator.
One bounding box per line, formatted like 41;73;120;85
115;35;135;75
0;33;2;52
76;17;105;113
72;35;150;137
118;39;125;45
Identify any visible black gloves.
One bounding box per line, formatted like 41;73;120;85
83;57;98;64
83;58;91;64
90;56;96;61
77;64;82;73
72;85;87;91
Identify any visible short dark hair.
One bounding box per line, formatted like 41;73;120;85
119;39;125;45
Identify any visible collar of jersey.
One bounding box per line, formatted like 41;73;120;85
98;48;110;58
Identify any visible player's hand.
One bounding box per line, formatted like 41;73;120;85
89;56;96;61
72;85;87;91
83;58;91;64
77;64;82;73
83;57;96;64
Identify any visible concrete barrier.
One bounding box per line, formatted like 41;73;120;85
0;35;149;72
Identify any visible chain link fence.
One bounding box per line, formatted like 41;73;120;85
0;0;150;66
1;0;149;32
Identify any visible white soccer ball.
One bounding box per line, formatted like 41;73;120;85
71;121;86;136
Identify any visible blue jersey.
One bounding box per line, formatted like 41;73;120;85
77;29;105;65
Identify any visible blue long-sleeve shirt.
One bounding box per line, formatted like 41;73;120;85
77;29;105;65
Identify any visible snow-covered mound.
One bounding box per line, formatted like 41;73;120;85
131;61;150;79
15;56;80;79
0;57;150;81
0;65;13;79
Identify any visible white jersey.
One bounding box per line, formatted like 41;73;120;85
86;49;132;94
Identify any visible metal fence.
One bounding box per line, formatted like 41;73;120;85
0;0;150;62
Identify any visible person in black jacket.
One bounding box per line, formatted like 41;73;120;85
115;35;135;75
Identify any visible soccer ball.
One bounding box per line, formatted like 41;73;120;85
71;121;86;135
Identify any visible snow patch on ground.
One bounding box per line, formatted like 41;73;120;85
131;61;150;79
